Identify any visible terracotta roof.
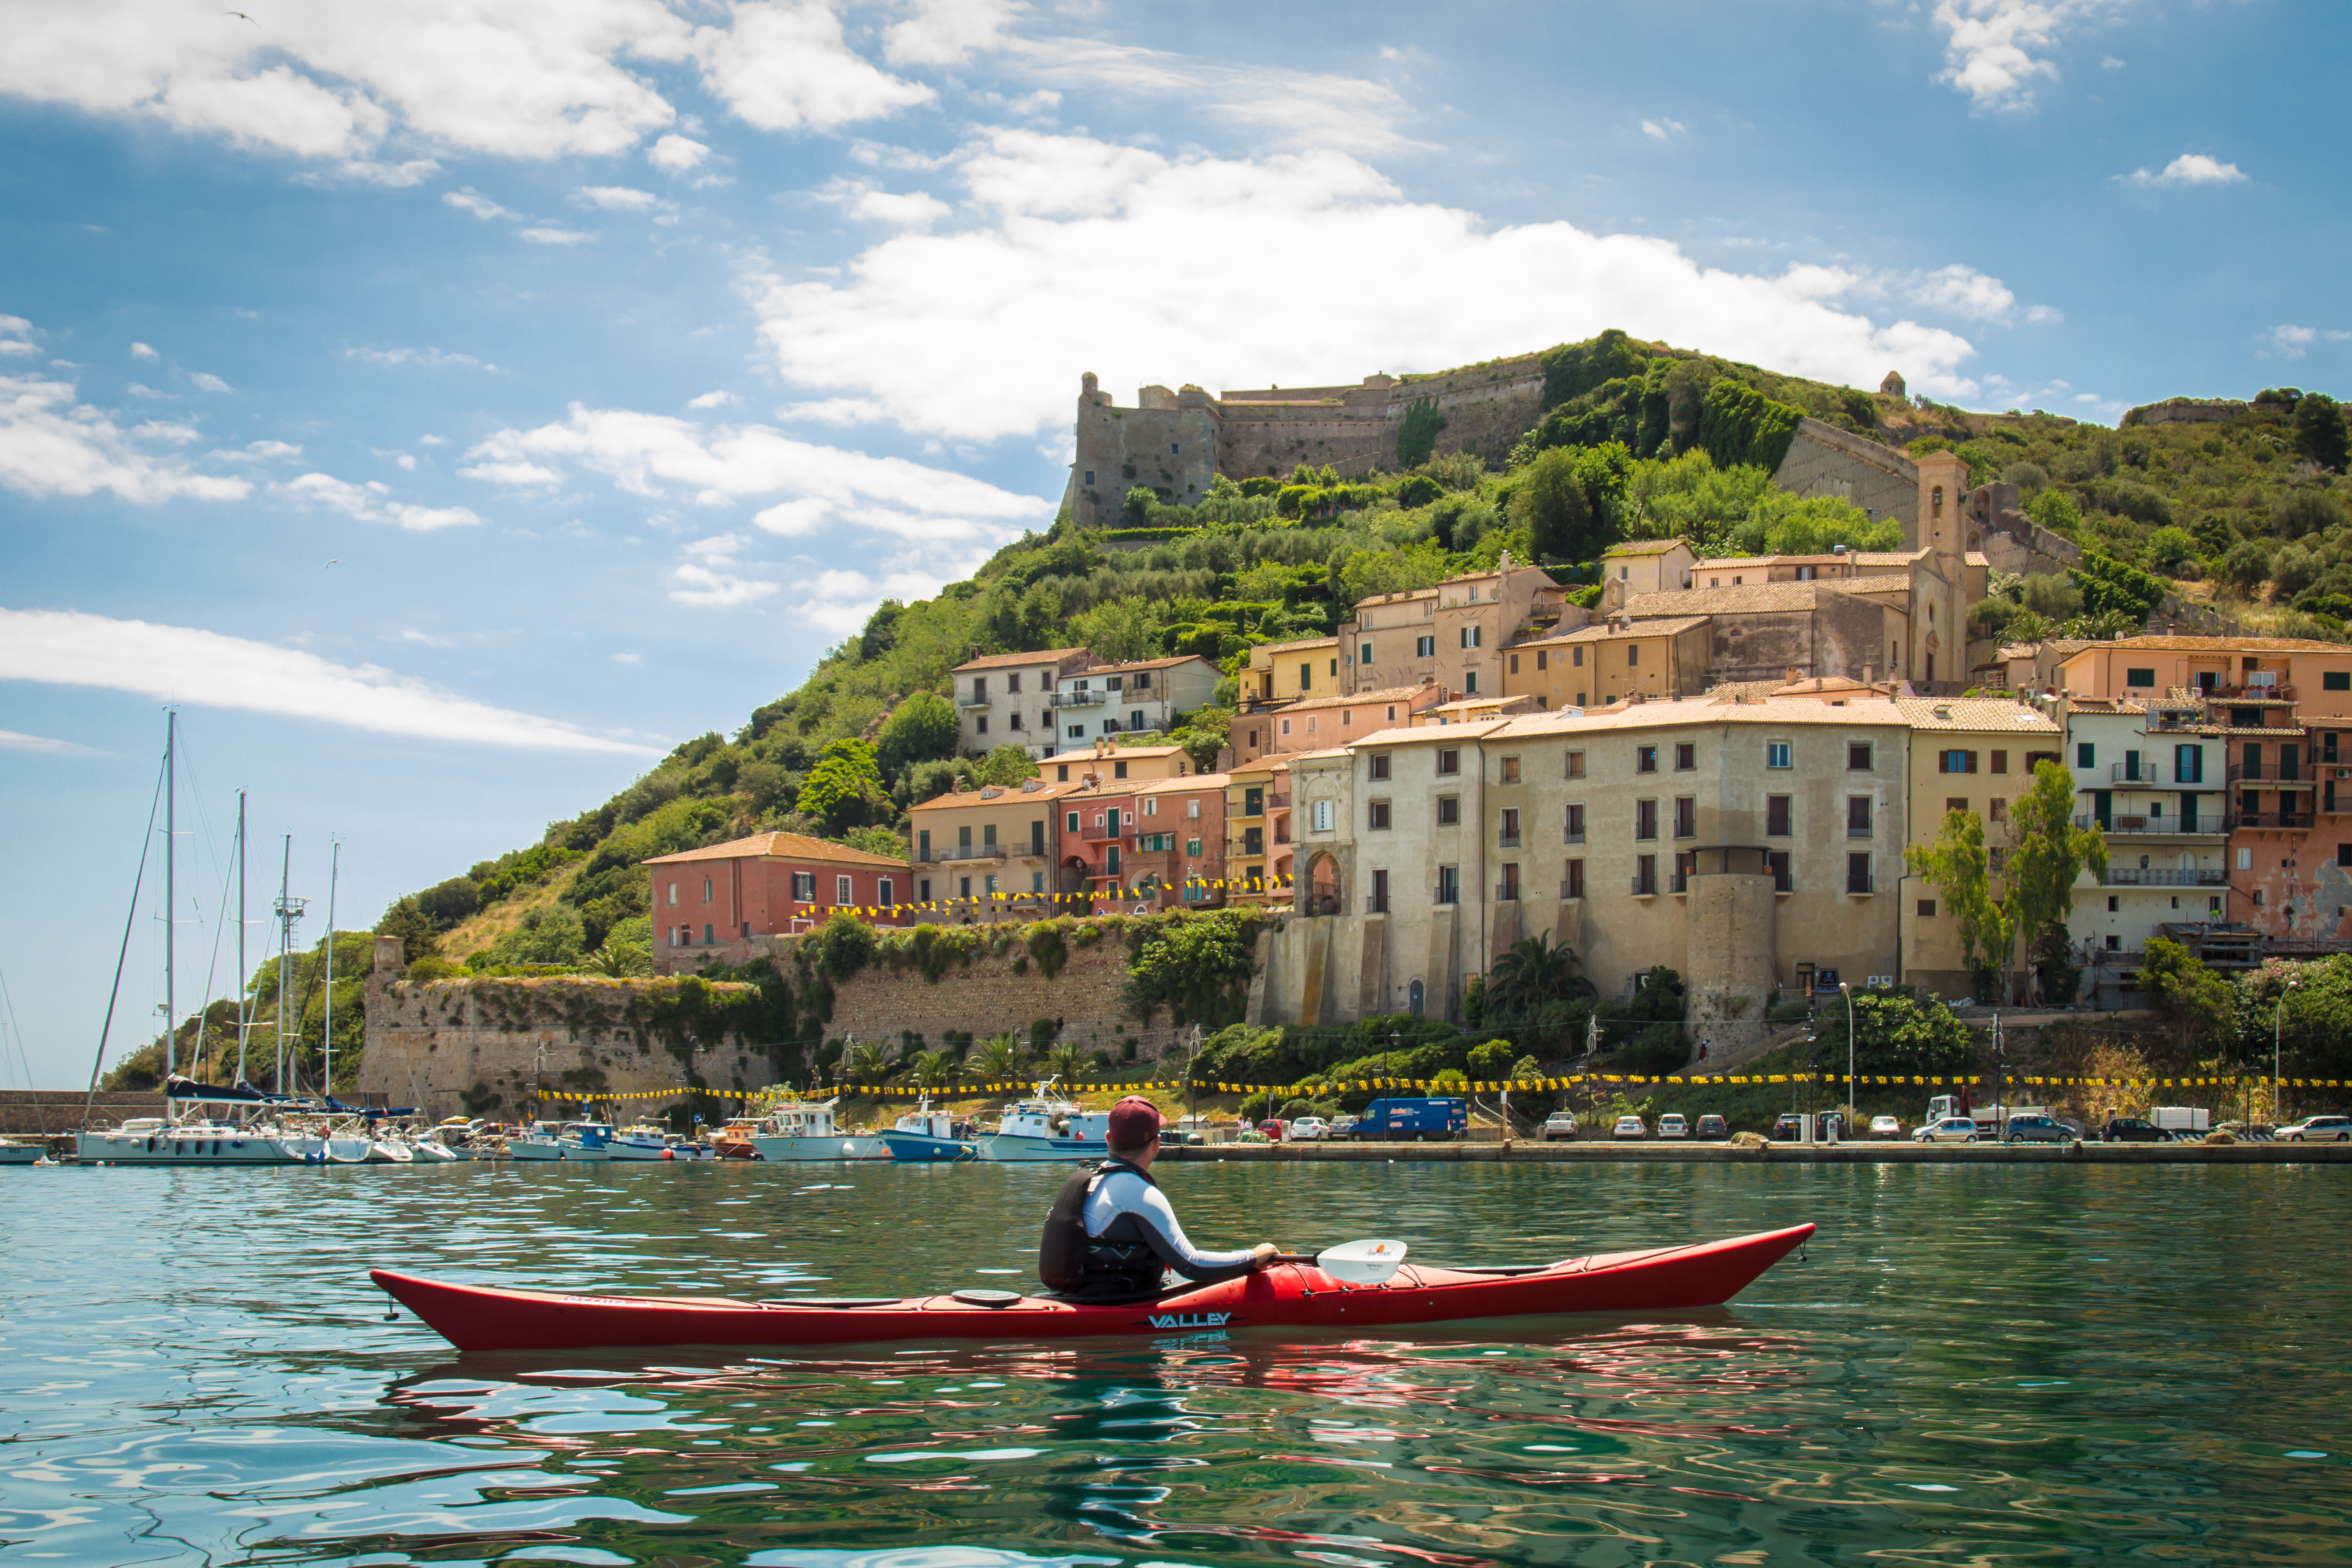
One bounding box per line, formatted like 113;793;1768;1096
1071;655;1216;676
1623;583;1825;616
907;779;1089;814
1351;586;1441;608
1429;694;1539;715
2065;697;2149;716
1538;615;1710;643
1039;744;1190;764
952;645;1090;673
1602;539;1691;557
1852;550;1928;566
1892;698;2062;733
1493;697;1913;737
643;831;907;868
1131;771;1230;794
1773;676;1879;695
1252;635;1338;655
1276;684;1434;713
1831;576;1913;599
2064;635;2352;655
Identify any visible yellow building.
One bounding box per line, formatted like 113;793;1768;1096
1223;756;1293;900
1242;636;1340;705
1040;739;1196;784
1892;696;2065;1001
1503;615;1713;708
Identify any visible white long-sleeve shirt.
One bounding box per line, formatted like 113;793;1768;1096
1080;1166;1256;1281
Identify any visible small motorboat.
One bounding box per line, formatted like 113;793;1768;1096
980;1079;1109;1162
0;1136;49;1165
373;1223;1815;1352
710;1118;763;1160
747;1097;886;1162
879;1101;977;1162
607;1123;677;1161
555;1122;614;1162
504;1123;563;1161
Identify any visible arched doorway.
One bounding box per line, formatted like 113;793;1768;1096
1307;852;1341;914
1408;979;1425;1017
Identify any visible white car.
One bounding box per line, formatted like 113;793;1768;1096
1868;1115;1904;1139
1542;1110;1579;1141
1914;1116;1980;1144
1287;1116;1330;1142
1657;1113;1688;1139
1612;1115;1647;1141
2277;1114;2352;1143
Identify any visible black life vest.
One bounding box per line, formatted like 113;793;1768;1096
1038;1158;1159;1297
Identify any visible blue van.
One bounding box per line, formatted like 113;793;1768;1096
1352;1097;1468;1142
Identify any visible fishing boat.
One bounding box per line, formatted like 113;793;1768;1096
710;1118;763;1160
980;1079;1109;1162
745;1098;885;1162
879;1101;978;1162
372;1222;1817;1352
505;1122;564;1160
0;1137;47;1165
555;1121;615;1161
607;1123;677;1161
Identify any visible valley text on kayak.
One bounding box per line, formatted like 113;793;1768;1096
1037;1095;1279;1300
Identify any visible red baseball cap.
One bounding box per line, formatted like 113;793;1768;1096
1106;1095;1165;1150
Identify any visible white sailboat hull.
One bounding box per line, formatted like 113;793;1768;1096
0;1142;49;1164
74;1128;305;1165
505;1138;563;1160
980;1132;1109;1162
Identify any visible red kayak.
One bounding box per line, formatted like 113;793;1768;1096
371;1223;1813;1352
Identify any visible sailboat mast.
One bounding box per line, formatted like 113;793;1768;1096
322;839;339;1096
164;708;176;1080
235;789;248;1085
277;834;292;1092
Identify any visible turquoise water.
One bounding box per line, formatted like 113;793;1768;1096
1;1160;2346;1566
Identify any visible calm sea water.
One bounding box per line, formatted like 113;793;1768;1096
2;1158;2346;1567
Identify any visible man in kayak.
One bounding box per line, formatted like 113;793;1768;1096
1039;1095;1277;1300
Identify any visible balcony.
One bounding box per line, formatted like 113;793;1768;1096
1267;790;1292;808
1080;820;1130;843
1564;828;1586;844
2229;763;2311;785
1846;871;1876;895
2209;682;2297;702
1272;829;1291;845
1629;876;1657;897
1050;690;1106;708
1493;882;1520;902
2232;811;2315;830
2106;867;2228;887
2111;762;2182;784
1497;831;1521;848
921;843;1008;864
2073;814;2223;836
1560;876;1584;899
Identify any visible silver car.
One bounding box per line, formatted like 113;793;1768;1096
2279;1115;2352;1143
1612;1115;1647;1141
1542;1110;1580;1142
1914;1116;1980;1144
1867;1114;1904;1139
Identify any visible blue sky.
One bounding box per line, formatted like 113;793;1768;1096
1;0;2343;1083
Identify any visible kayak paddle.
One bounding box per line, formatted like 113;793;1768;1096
1274;1238;1408;1284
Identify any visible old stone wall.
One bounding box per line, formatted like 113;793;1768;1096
816;932;1174;1059
0;1090;174;1137
1773;418;1920;528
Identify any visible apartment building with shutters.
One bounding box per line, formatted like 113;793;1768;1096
1049;655;1220;745
1065;772;1230;910
950;646;1094;760
904;776;1082;922
1223;756;1293;901
2052;635;2352;949
1502;615;1713;709
1242;636;1340;705
1232;683;1445;764
644;831;912;972
1040;740;1198;784
1338;554;1577;699
1892;697;2065;1001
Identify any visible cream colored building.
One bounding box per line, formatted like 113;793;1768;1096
1260;697;1913;1043
1041;739;1196;784
1504;615;1713;708
1598;539;1695;609
950;645;1093;759
1892;696;2066;1001
1223;756;1293;900
1340;555;1577;699
1233;683;1444;763
905;776;1086;920
1242;636;1340;706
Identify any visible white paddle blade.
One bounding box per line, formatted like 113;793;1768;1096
1318;1238;1408;1284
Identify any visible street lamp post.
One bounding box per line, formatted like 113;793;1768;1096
1838;980;1854;1138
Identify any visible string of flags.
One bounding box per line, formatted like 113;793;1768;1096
748;876;1298;924
539;1072;2348;1104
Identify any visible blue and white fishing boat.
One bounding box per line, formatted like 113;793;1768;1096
979;1079;1111;1162
746;1097;886;1162
880;1100;979;1162
555;1121;615;1161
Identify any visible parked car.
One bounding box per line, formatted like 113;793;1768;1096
1694;1114;1728;1139
1258;1118;1287;1142
1612;1115;1647;1141
1867;1114;1904;1139
1287;1116;1329;1143
1771;1113;1802;1142
2002;1113;2070;1145
1542;1110;1580;1142
1330;1114;1360;1137
2103;1116;2169;1143
1657;1113;1688;1139
2054;1118;2089;1142
1914;1116;1980;1144
2278;1115;2352;1143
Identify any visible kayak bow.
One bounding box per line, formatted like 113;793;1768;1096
371;1223;1814;1352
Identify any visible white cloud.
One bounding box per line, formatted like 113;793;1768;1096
374;446;419;470
0;369;253;504
2120;153;2247;189
464;403;1050;546
884;0;1020;64
125;382;169;399
1639;118;1685;142
133;420;202;444
1003;37;1420;155
312;156;443;187
343;346;488;368
130;341;158;361
788;560;980;636
0;316;38;360
777;396;889;426
2263;325;2352;361
189;371;233;392
1902;263;2016;323
694;0;933;133
688;390;735;409
648;132;710;172
742;129;1989;440
213;438;304;462
520;225;597;246
612;650;643;664
668;531;780;605
1931;0;2127;113
0;727;103;756
397;628;456;648
443;187;516;221
2023;303;2064;325
852;187;952;227
0;608;654;753
279;470;483;531
574;183;666;210
458;455;566;486
2099;54;2125;69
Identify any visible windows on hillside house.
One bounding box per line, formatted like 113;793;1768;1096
1437;749;1460;776
1675;743;1694;770
1368;753;1391;780
1766;796;1792;836
1848;797;1872;836
1849;742;1872;770
1565;802;1585;842
1674;797;1695;838
1635;799;1658;840
1941;750;1980;774
792;872;816;900
1370;868;1390;913
1436;866;1460;904
1437;795;1461;826
1637;745;1658;773
1767;741;1791;769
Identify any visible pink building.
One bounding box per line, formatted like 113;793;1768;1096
1063;773;1230;911
1231;684;1444;765
645;831;911;973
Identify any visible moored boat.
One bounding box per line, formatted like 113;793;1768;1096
373;1222;1817;1352
607;1123;676;1161
0;1137;46;1165
555;1121;615;1162
879;1102;978;1162
746;1097;886;1162
980;1080;1109;1162
505;1122;564;1160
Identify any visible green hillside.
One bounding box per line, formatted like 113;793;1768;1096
103;333;2350;1093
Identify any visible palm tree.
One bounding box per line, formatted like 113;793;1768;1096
1044;1041;1093;1084
970;1033;1030;1081
839;1040;893;1084
905;1049;959;1089
1483;932;1594;1018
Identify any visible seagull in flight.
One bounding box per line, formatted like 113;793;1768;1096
325;559;339;569
226;10;259;24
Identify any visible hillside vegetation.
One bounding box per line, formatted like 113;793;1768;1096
110;333;2348;1093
